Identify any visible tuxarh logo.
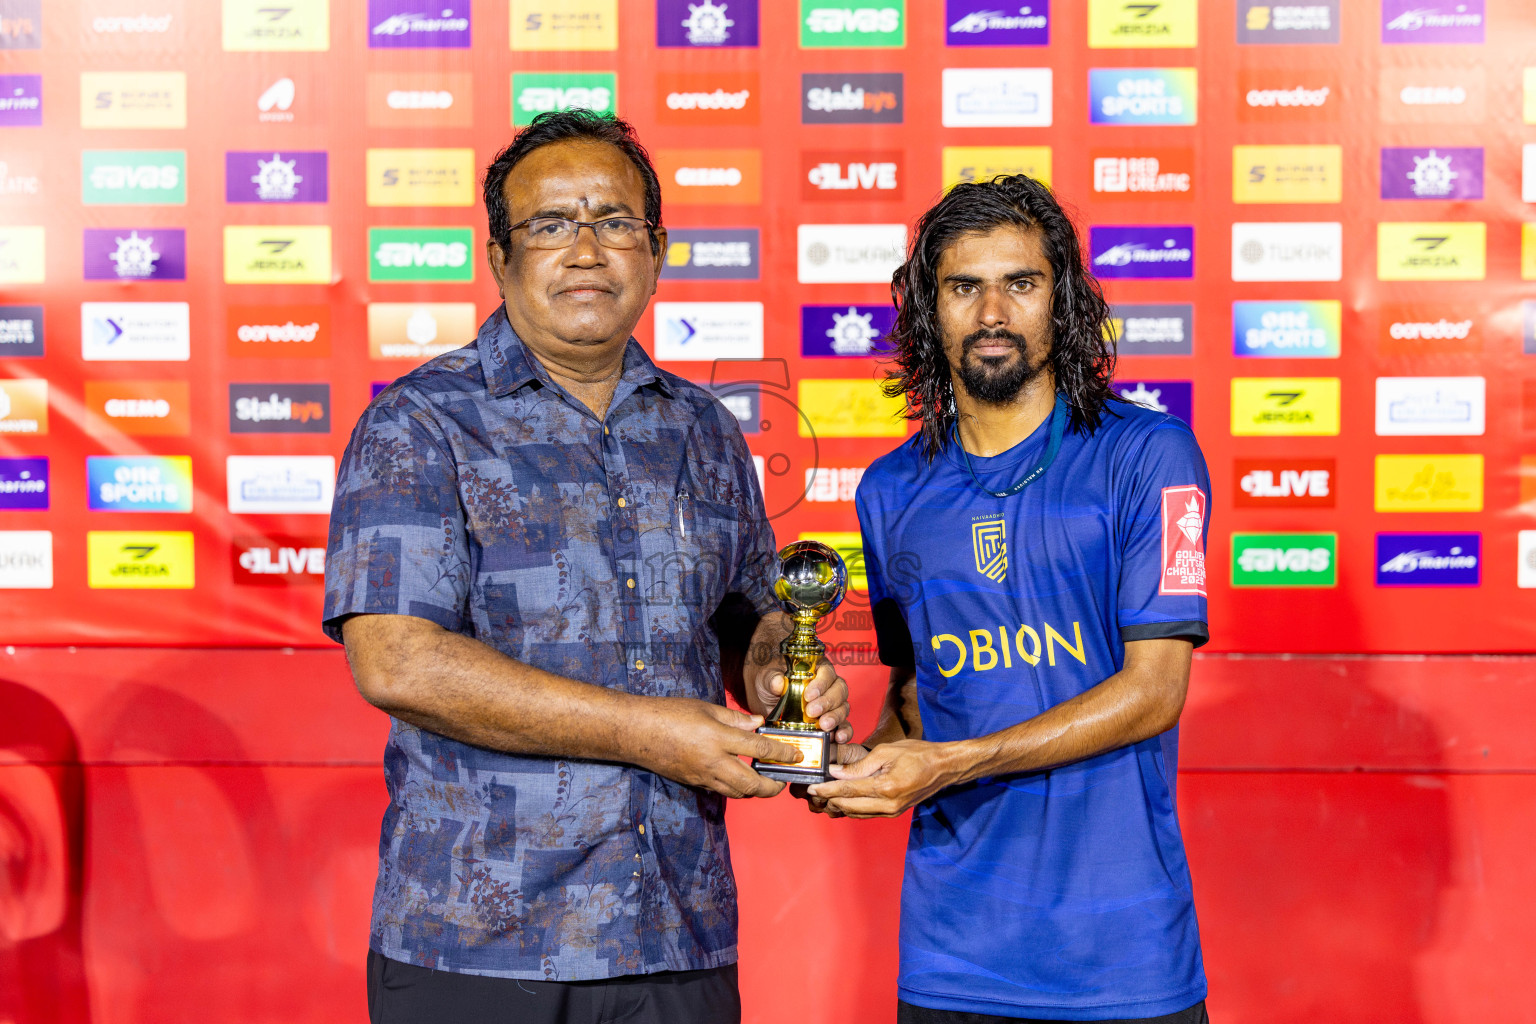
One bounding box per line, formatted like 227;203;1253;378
971;516;1006;582
931;620;1087;677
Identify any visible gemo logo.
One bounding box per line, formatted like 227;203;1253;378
930;621;1088;677
805;7;901;32
388;89;453;109
375;240;467;267
674;166;741;187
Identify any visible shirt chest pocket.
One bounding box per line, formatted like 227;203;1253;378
642;490;738;619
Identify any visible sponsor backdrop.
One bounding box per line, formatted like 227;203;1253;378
2;5;1536;652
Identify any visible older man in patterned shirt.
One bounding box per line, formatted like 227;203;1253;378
323;110;852;1024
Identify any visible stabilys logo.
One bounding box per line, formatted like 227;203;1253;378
801;1;904;47
83;379;190;435
946;1;1049;45
657;149;761;204
1376;532;1480;587
1115;380;1192;425
802;151;902;199
0;305;42;357
1237;1;1338;43
367;302;477;360
1375;454;1482;512
801;304;896;357
230;383;330;434
1230;377;1340;436
87;530;193;588
1110;304;1192;355
658;0;757;47
1526;301;1536;355
222;0;329;51
226;455;335;514
1091;147;1192;198
366;148;474;206
367;72;473;127
0;531;51;588
1233;144;1341;204
0;457;47;510
1232;533;1337;587
1381;67;1485;124
513;0;617;51
1380;304;1478;355
662;229;759;281
1089;0;1197;48
1234;458;1335;508
942;67;1052;127
368;0;469;47
972;517;1007;582
226;150;327;203
1382;0;1483;43
224;226;332;284
82;71;186;128
798;378;907;437
1089;226;1194;279
802;73;903;124
656;72;758;125
1232;301;1340;358
1089;68;1197;125
1231;222;1342;282
233;535;326;585
87;456;193;512
512;72;615;126
653;302;764;361
797;223;906;283
0;0;40;49
82;150;185;205
1238;69;1339;122
943;146;1051;189
1381;146;1483;201
0;73;40;126
1375;376;1485;436
1159;485;1207;596
1378;222;1485;281
81;302;189;361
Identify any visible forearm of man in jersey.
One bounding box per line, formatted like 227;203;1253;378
809;638;1189;817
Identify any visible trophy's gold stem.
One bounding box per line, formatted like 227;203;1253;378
767;610;824;731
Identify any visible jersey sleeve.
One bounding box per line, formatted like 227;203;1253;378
856;480;916;670
1116;420;1212;648
321;388;471;643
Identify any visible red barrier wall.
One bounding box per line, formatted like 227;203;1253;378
3;647;1534;1023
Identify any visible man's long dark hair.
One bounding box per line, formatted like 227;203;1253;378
883;174;1119;460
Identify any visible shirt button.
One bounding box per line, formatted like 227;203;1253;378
633;870;641;878
634;853;641;860
634;659;645;671
638;823;646;835
626;578;635;589
604;426;610;435
617;496;626;508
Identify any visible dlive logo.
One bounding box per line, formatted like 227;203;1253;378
233;536;326;585
1234;458;1335;508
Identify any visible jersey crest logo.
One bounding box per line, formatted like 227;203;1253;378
1160;485;1208;596
971;518;1007;582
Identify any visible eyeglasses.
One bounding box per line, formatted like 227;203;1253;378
509;216;654;251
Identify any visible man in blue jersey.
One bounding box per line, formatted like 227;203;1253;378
808;175;1212;1023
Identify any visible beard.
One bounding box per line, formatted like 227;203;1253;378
955;328;1047;404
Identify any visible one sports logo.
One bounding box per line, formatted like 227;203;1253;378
971;518;1007;582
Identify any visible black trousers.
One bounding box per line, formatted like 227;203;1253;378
897;998;1209;1024
367;950;740;1024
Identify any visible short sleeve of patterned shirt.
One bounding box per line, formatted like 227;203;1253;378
322;307;780;981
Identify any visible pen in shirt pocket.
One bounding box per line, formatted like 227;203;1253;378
675;489;691;540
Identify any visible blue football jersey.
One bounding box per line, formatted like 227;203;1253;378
856;398;1210;1020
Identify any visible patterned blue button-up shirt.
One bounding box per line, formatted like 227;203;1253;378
323;307;779;980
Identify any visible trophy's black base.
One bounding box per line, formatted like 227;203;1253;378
752;725;832;784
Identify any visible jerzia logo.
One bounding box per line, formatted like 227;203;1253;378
971;517;1006;582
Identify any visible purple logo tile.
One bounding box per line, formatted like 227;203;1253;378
368;1;471;48
371;381;391;399
1089;225;1194;280
1376;532;1480;586
0;73;41;126
658;0;758;47
1382;1;1484;44
801;305;896;357
1116;380;1193;426
945;1;1049;45
226;151;328;203
83;228;186;281
1380;147;1483;200
0;457;47;509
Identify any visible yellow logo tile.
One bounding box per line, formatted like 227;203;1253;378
80;72;187;129
1377;222;1486;281
366;148;476;207
224;226;332;284
223;0;329;51
0;379;47;435
511;0;617;50
87;531;195;589
1375;455;1483;512
1524;223;1536;280
798;379;908;438
1525;68;1536;125
1088;0;1197;48
1232;145;1342;204
1230;377;1340;436
0;226;45;284
942;147;1052;190
797;532;867;590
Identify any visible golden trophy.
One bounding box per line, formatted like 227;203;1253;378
752;540;848;784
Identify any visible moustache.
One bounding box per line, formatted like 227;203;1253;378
962;329;1029;356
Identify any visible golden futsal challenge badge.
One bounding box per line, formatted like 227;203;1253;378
971;518;1007;582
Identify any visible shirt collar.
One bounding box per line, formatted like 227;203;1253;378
479;304;673;401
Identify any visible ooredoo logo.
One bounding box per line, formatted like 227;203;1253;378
655;72;758;126
227;304;331;358
1238;69;1339;121
1379;304;1479;355
802;151;902;201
